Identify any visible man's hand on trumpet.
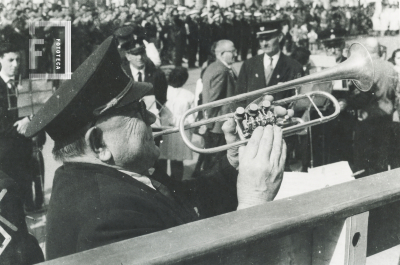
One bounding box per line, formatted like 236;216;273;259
222;119;287;210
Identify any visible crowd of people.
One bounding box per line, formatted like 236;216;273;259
1;0;398;74
1;0;400;263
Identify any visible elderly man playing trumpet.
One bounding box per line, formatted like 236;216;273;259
25;37;287;261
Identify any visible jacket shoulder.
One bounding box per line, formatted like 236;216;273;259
203;61;227;79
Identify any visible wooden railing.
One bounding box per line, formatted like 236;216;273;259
40;168;400;264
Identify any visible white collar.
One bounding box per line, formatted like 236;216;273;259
0;72;13;84
129;65;145;81
263;51;280;69
119;169;156;190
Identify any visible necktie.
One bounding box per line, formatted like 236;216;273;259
264;56;273;86
7;80;17;110
137;71;143;82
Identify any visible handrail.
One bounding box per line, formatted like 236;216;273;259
40;168;400;265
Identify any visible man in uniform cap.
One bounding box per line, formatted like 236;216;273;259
186;9;200;68
235;20;303;171
321;35;346;63
222;11;235;45
240;11;253;60
235;20;303;106
199;11;212;66
25;36;287;260
210;13;224;44
319;14;347;40
120;36;167;133
114;25;135;58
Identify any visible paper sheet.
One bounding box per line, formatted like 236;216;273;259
275;161;354;200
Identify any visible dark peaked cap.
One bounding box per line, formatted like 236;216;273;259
256;20;285;37
25;36;152;142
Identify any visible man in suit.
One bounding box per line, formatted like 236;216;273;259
25;36;287;260
121;37;168;120
201;40;237;171
0;43;34;211
235;21;303;171
235;20;303;107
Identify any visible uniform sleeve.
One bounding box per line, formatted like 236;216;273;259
154;70;168;107
76;208;165;253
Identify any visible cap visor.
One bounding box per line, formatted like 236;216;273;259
116;81;153;108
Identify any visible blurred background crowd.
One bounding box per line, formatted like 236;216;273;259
0;0;399;76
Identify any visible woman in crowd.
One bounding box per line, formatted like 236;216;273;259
159;67;195;180
389;48;400;74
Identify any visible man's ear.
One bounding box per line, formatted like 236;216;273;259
85;127;112;162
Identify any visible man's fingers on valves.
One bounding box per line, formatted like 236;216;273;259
270;126;283;165
243;126;264;159
258;125;274;161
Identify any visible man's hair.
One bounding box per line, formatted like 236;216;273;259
168;66;188;88
389;49;400;65
52;129;87;161
0;43;19;58
215;40;233;57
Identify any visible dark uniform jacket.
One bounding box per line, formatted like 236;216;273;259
46;157;238;260
235;53;303;106
0;171;44;265
0;77;20;138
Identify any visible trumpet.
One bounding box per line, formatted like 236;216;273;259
153;42;374;154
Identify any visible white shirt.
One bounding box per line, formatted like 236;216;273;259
129;65;145;82
263;51;280;70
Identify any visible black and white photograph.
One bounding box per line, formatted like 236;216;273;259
0;0;400;263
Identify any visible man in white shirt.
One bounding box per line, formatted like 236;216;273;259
236;20;303;107
0;44;34;210
121;38;168;130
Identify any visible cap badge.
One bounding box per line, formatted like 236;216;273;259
330;34;335;39
260;26;265;31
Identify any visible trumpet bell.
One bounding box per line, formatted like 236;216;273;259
345;43;374;92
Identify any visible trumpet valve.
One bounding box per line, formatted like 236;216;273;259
247;104;259;130
234;107;251;139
